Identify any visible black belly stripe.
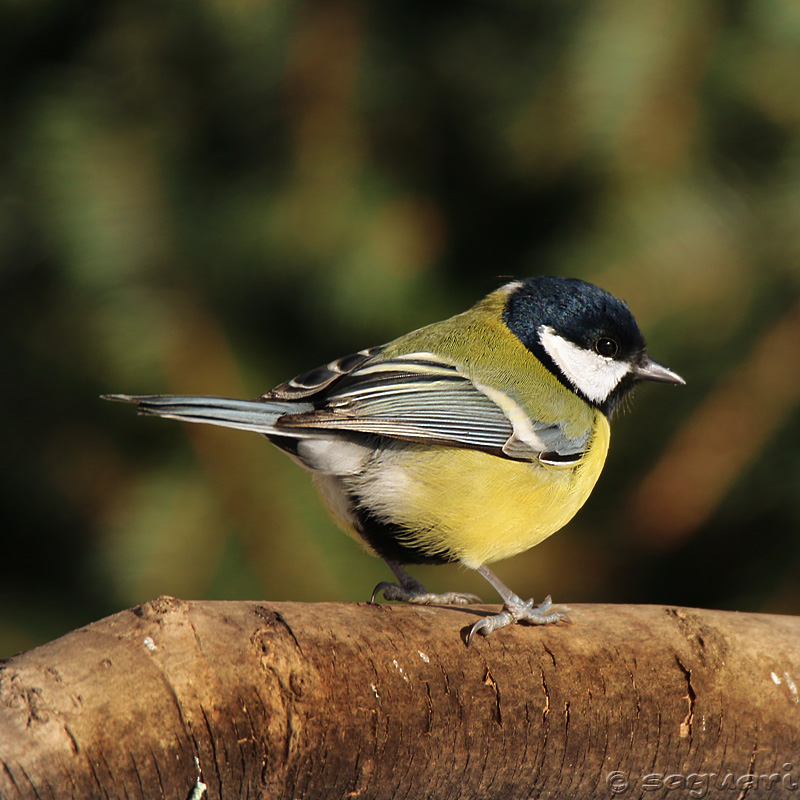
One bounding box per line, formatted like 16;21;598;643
351;500;454;566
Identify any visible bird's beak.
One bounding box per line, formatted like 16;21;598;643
633;356;685;385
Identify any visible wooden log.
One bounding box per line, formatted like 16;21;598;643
1;598;799;799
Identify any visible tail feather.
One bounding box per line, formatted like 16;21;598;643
102;394;312;435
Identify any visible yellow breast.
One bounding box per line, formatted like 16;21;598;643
350;410;610;568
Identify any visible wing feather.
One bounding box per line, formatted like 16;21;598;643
271;351;589;462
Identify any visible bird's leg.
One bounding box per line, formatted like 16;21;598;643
467;563;570;643
370;560;482;606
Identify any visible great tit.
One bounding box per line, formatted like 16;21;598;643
105;276;684;641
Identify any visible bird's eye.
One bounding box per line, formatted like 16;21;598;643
594;337;618;358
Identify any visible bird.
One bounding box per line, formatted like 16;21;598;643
104;276;684;641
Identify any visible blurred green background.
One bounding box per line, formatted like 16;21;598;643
3;0;800;658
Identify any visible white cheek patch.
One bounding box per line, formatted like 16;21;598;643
539;326;631;403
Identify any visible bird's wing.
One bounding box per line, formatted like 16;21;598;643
268;350;590;463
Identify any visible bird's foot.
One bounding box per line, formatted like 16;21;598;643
467;595;570;644
371;579;482;606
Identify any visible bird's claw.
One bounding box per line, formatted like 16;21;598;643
370;581;482;606
466;595;570;645
370;581;397;604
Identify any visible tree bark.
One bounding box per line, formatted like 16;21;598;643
1;598;799;799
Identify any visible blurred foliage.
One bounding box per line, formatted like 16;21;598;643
2;0;799;658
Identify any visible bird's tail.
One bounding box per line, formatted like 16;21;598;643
102;394;311;435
